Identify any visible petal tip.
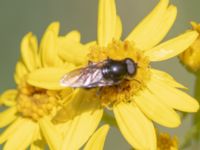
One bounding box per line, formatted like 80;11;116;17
46;22;60;35
168;5;177;13
191;101;200;112
101;124;110;132
170;116;181;128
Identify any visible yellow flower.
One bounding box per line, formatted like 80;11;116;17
28;0;199;149
0;23;103;150
84;127;179;150
179;22;200;72
157;132;178;150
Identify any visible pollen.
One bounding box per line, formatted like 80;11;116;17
88;40;151;107
16;81;60;121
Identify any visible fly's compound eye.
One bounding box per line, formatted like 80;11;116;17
124;58;137;76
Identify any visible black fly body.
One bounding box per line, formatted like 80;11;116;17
60;58;137;88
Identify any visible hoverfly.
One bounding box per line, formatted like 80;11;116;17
60;58;137;88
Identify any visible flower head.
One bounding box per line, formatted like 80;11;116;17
179;22;200;72
28;0;199;149
0;24;63;149
0;23;103;150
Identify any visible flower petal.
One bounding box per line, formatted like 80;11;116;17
114;16;122;40
20;32;38;72
98;0;116;46
150;69;186;89
39;117;62;150
0;118;24;144
14;61;28;84
40;22;63;67
135;89;181;127
0;106;17;128
4;119;38;150
64;30;81;42
148;77;199;112
27;67;75;90
45;22;60;35
145;31;199;61
85;41;97;49
55;89;103;150
126;0;177;50
84;125;109;150
58;37;89;65
0;89;17;106
113;102;156;150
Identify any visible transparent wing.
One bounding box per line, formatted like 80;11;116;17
60;61;115;88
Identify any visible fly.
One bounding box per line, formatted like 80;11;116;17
60;58;137;88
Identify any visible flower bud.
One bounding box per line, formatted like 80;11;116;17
179;22;200;72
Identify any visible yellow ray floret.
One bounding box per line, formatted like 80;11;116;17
84;125;110;150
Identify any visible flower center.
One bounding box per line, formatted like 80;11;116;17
16;80;61;121
88;40;151;107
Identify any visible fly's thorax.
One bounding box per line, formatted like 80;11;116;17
102;59;128;81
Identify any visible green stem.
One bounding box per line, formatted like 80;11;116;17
193;72;200;137
194;72;200;102
182;72;200;149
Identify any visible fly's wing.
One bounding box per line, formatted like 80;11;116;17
60;61;115;88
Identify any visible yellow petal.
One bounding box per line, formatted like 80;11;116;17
126;0;177;50
45;22;60;35
150;69;186;89
0;106;17;128
40;31;61;67
40;22;62;67
98;0;116;46
39;117;62;150
14;61;28;84
4;119;38;150
148;77;199;112
84;125;109;150
0;89;17;106
64;30;81;42
53;90;79;123
58;89;103;150
113;102;156;150
27;66;74;90
145;31;199;61
58;37;89;65
85;41;97;49
20;32;38;72
114;16;122;40
135;89;181;127
0;118;25;144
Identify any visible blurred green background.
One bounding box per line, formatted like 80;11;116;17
0;0;200;149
